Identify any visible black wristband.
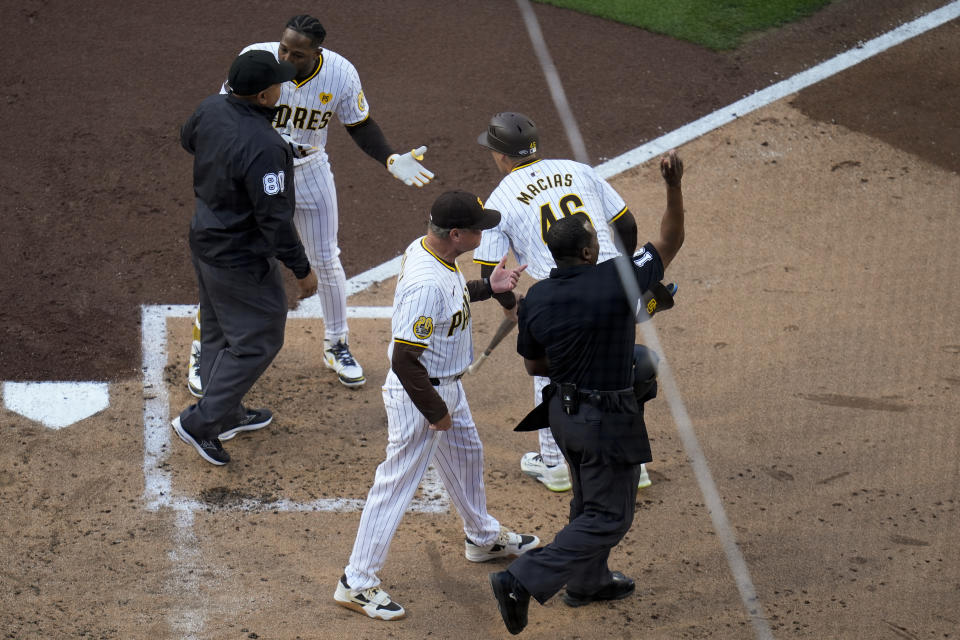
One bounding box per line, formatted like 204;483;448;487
482;277;493;296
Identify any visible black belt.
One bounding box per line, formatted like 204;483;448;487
555;382;635;414
430;374;463;386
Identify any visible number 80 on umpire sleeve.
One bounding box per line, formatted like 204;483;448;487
262;171;286;196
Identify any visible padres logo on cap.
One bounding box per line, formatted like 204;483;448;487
413;316;434;339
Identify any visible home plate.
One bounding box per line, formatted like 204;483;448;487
2;381;110;429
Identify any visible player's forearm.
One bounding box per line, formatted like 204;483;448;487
658;185;685;266
392;343;448;423
479;263;517;309
466;278;494;302
273;222;312;279
346;117;394;165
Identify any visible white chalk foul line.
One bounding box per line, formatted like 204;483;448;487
594;0;960;179
141;255;448;513
516;2;771;633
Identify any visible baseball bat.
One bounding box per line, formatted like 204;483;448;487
467;315;518;374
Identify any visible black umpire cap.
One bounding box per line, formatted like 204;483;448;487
228;50;296;95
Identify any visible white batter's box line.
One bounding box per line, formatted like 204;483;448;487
594;0;960;180
154;470;449;514
141;260;448;513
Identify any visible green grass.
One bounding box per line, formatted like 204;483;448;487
532;0;832;50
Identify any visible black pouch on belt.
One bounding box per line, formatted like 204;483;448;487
559;382;579;415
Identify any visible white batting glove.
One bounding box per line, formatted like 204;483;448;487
387;146;434;188
279;120;318;159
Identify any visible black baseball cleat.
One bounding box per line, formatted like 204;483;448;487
490;571;529;635
562;571;635;607
218;408;273;441
172;417;229;465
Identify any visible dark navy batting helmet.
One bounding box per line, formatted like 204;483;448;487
477;112;539;157
632;344;660;404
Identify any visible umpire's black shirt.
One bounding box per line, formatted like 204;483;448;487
181;94;310;278
517;244;664;390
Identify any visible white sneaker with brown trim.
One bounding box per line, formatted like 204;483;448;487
334;575;405;621
465;527;540;562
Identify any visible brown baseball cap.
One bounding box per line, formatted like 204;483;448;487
228;50;296;95
430;190;501;230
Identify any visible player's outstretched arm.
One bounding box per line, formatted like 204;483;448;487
387;146;434;188
345;117;434;187
651;150;685;269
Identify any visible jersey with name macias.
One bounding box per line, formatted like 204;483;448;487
389;237;475;377
234;42;369;168
474;157;628;280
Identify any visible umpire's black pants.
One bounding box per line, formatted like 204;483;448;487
506;394;644;603
179;254;287;440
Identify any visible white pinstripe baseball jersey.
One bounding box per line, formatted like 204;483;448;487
234;42;369;168
473;157;627;280
389;237;474;377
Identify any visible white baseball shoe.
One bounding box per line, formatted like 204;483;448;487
637;463;652;489
323;338;366;388
334;575;405;621
465;527;540;562
520;452;572;492
187;341;203;398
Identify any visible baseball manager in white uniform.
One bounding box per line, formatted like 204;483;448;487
473;112;652;493
334;191;538;621
187;14;433;395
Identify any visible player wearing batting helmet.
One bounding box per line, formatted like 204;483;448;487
473;111;653;492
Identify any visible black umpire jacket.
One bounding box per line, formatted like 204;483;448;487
514;246;666;464
181;94;310;278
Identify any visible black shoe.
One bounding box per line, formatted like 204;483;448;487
219;408;273;441
172;417;229;465
563;571;635;607
489;571;529;635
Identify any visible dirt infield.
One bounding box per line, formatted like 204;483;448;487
2;1;959;638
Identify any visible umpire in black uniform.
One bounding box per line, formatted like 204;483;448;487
490;151;685;634
172;50;318;466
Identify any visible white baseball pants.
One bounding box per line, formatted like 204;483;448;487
344;371;501;590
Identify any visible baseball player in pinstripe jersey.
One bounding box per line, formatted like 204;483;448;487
473;112;652;493
187;14;433;396
334;191;538;621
